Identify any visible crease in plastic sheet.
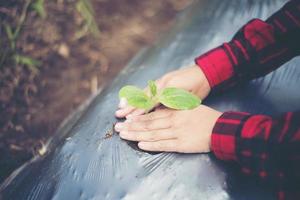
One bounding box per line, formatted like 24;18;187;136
1;0;299;200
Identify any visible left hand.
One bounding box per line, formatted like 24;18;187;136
114;105;222;153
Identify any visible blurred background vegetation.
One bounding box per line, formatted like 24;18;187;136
0;0;192;183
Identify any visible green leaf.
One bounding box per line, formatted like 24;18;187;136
119;85;155;109
148;80;157;97
4;24;14;41
4;24;16;49
159;88;201;110
14;54;41;73
32;0;47;19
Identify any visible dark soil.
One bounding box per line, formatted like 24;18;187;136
0;0;192;183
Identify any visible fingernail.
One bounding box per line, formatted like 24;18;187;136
114;123;123;132
116;109;125;116
118;98;127;108
138;142;146;149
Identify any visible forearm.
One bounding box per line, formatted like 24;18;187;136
195;0;300;93
211;111;300;199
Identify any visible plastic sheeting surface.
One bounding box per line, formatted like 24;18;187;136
1;0;299;199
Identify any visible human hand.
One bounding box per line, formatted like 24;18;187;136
115;64;211;118
114;105;222;153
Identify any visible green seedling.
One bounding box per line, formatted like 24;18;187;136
119;80;201;112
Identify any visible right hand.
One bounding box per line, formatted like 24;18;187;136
115;64;211;118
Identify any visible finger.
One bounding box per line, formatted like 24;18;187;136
127;109;171;122
128;101;161;117
116;117;171;132
119;129;176;142
128;117;171;131
127;109;146;118
118;98;127;108
138;140;178;152
115;106;136;118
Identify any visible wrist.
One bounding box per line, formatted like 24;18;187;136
208;110;223;151
194;45;236;93
199;68;211;97
191;64;211;99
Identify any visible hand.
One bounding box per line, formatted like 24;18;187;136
115;64;211;118
114;105;222;153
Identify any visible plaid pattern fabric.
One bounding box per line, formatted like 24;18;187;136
195;1;300;199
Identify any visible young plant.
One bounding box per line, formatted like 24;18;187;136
119;80;201;112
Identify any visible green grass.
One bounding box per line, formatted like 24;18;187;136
0;0;100;70
75;0;100;38
0;0;41;70
32;0;47;19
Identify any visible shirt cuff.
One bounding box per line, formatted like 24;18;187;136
211;111;251;161
195;45;236;92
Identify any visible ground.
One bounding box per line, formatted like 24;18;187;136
0;0;193;183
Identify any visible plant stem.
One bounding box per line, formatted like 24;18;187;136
14;0;32;41
144;96;159;114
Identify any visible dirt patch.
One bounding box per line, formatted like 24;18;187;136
0;0;192;182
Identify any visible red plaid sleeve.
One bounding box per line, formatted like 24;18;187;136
212;111;300;200
195;0;300;93
194;1;300;199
